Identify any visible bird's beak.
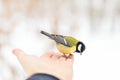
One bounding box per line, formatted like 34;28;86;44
80;52;82;55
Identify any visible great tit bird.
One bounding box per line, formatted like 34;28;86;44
40;30;85;55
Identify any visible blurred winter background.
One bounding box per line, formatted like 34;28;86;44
0;0;120;80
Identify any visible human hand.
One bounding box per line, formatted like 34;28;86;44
12;49;74;80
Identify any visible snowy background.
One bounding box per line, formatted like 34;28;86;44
0;0;120;80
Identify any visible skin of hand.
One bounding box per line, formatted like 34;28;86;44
12;49;74;80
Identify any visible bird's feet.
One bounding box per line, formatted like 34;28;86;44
62;54;72;59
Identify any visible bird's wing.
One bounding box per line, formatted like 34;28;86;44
51;34;71;47
41;30;72;47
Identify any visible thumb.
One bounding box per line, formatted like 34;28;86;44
12;49;33;77
12;49;28;60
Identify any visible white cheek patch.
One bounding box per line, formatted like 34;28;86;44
78;44;82;51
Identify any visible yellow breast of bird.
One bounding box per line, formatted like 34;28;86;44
56;43;76;54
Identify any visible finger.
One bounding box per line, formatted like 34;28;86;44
68;54;74;59
13;49;35;77
59;55;67;61
59;57;66;61
12;48;28;58
66;54;74;63
12;48;31;64
51;53;61;60
41;52;55;58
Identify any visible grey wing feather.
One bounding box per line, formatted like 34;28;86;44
51;34;70;47
41;30;54;39
41;30;70;47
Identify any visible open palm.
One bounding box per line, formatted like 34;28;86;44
13;49;74;80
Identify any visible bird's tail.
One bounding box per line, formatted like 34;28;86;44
40;30;54;39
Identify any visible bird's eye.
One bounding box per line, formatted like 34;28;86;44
78;44;82;51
